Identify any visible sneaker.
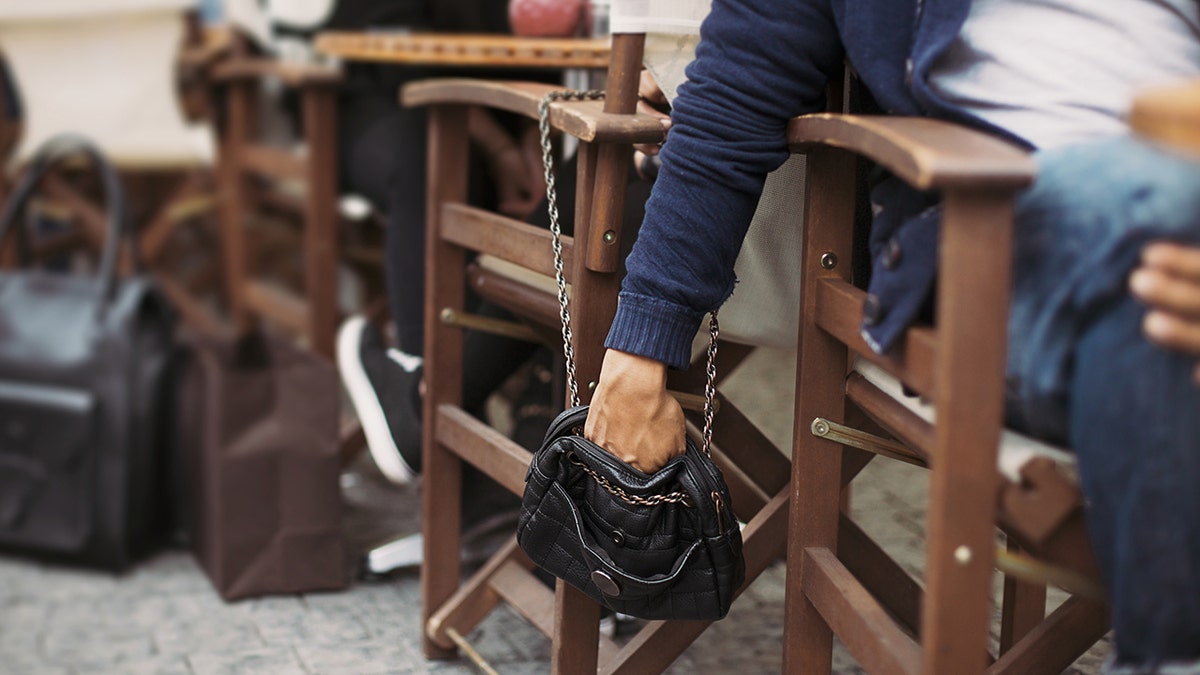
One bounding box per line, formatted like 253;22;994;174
337;316;423;484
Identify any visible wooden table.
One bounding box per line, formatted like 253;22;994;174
314;31;611;70
1130;79;1200;156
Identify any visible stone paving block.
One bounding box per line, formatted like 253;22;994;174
153;612;266;657
40;631;155;672
294;638;412;674
110;655;194;675
188;646;308;675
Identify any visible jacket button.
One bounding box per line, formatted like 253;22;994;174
882;238;903;270
862;294;885;326
591;570;621;597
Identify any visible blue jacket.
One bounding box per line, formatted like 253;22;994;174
606;0;1028;369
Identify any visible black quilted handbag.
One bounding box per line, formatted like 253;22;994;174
518;403;744;620
0;135;177;571
516;91;745;621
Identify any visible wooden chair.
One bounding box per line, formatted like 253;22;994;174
404;30;794;673
783;94;1111;671
207;35;349;358
0;1;222;331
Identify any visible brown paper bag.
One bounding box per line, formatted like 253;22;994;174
177;331;346;600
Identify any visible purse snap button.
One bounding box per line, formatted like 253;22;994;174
590;570;621;596
611;529;625;546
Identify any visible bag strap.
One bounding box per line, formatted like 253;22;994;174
537;90;720;458
0;134;134;311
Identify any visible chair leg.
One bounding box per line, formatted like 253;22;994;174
421;104;471;660
217;80;256;337
918;190;1014;673
302;84;339;359
784;144;856;674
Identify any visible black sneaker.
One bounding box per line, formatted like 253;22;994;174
337;316;423;484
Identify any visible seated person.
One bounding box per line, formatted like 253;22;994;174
225;0;556;483
584;0;1200;671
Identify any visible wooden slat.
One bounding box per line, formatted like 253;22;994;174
240;145;307;181
403;80;669;145
987;597;1109;675
435;405;532;496
815;278;938;399
212;57;341;87
244;280;309;337
804;547;922;675
605;487;790;675
491;563;622;665
466;264;561;330
427;540;531;649
837;514;924;641
441;203;571;279
844;372;935;463
788;114;1035;191
315;31;611;70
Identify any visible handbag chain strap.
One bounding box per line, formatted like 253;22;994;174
538;90;721;479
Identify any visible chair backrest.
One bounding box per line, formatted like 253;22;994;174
0;0;213;167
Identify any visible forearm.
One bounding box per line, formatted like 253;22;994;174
607;0;842;366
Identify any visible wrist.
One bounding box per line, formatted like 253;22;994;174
601;349;668;392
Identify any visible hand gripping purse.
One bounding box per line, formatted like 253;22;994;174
516;92;745;621
0;135;177;571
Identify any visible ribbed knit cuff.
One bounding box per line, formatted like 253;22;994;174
604;292;704;371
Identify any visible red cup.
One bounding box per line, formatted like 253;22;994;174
508;0;586;37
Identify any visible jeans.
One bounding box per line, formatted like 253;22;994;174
1005;135;1200;671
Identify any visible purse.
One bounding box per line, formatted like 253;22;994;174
0;134;178;571
516;92;745;621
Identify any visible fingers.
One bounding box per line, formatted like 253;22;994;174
1130;266;1200;319
1142;308;1200;355
638;70;669;110
584;349;685;473
1142;241;1200;283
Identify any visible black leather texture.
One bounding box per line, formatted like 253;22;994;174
0;136;177;571
518;406;745;621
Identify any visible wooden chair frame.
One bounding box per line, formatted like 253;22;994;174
210;36;344;358
784;111;1110;673
406;33;793;674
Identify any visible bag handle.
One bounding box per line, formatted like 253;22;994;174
537;91;720;458
0;134;133;311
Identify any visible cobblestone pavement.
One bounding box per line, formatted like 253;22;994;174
0;347;1111;674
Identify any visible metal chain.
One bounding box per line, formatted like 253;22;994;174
701;311;719;458
570;454;691;507
538;89;604;408
537;90;723;501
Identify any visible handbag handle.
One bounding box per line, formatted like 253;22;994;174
537;91;720;458
0;134;133;311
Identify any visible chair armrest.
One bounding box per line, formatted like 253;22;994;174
788;114;1035;191
402;78;668;145
211;57;342;88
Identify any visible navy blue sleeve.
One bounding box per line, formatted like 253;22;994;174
606;0;844;369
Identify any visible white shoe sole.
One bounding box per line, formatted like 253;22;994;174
337;316;416;485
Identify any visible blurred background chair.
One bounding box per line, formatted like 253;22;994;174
0;0;223;332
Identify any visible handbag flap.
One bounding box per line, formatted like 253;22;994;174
0;379;95;550
0;380;94;468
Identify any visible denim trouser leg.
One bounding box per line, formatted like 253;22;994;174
1006;136;1200;669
